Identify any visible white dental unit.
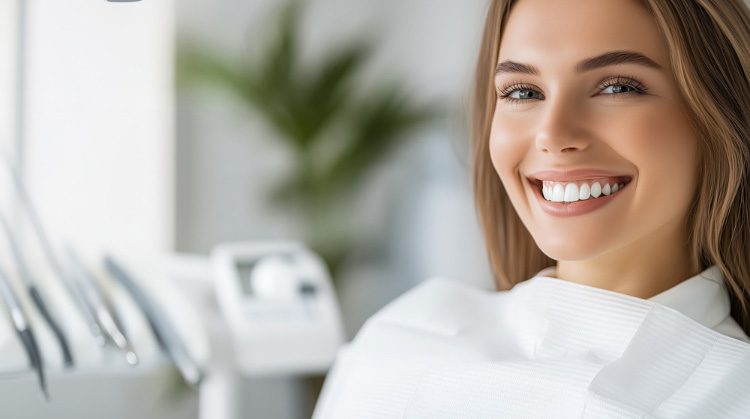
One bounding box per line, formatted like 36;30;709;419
211;241;345;376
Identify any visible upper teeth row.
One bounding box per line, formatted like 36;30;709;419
542;180;626;202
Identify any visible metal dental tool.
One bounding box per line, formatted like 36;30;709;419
0;211;74;368
65;245;138;365
0;263;47;399
104;254;203;386
64;245;138;365
0;152;105;345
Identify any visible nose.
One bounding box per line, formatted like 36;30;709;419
534;94;590;154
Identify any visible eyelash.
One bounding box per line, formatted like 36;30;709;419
495;75;649;104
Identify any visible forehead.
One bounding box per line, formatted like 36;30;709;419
498;0;669;71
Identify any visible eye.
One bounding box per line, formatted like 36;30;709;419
495;82;544;104
495;75;649;104
598;75;648;96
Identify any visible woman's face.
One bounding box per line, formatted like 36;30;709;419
490;0;699;262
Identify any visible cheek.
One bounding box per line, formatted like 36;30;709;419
488;112;539;229
489;113;529;188
620;105;698;213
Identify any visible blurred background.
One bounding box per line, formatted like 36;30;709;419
0;0;494;418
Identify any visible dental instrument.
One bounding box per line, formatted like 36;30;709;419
104;254;203;386
0;152;105;345
0;262;47;399
0;211;74;367
65;245;138;365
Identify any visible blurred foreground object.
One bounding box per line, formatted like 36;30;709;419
0;252;204;418
165;241;345;419
211;240;344;375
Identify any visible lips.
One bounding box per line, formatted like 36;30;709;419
527;169;633;183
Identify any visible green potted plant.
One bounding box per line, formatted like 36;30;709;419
177;0;438;286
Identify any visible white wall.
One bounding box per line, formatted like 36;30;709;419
21;0;175;262
0;1;18;207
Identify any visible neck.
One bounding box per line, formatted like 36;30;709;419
555;222;699;300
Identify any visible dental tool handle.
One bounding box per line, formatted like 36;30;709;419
104;254;203;386
0;269;47;399
29;286;74;368
16;328;48;400
0;211;75;367
64;245;138;364
1;153;103;342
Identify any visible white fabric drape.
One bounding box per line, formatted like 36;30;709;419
314;265;750;418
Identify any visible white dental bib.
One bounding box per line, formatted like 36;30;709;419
313;266;750;418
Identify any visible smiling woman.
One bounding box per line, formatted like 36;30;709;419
477;0;750;318
487;0;704;300
312;0;750;417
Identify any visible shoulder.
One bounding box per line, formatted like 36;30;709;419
312;277;490;418
356;276;489;339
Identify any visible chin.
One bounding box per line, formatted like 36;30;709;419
533;232;612;262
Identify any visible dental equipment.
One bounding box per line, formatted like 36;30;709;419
104;254;204;386
65;245;138;365
211;241;344;375
0;262;47;399
0;152;105;345
0;211;74;368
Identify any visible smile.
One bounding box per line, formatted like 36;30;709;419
526;175;633;217
541;177;629;202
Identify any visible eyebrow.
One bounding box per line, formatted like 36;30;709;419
495;50;663;76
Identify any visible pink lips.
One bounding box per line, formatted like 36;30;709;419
526;169;633;217
528;169;632;183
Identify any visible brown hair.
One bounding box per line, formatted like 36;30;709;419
471;0;750;336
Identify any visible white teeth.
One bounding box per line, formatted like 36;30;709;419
551;184;565;202
579;183;591;200
563;183;579;202
591;182;602;198
539;179;627;203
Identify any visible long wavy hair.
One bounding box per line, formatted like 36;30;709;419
471;0;750;336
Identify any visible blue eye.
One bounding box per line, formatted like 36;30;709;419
506;87;541;102
601;84;638;94
496;83;543;104
598;75;648;96
496;75;648;104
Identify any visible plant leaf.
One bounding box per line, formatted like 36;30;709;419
322;85;440;193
